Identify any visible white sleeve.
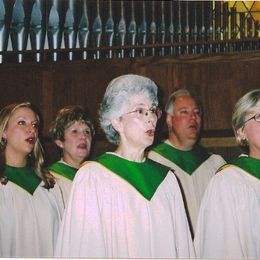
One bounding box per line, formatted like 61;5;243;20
55;162;106;257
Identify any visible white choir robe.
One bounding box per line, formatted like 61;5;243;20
0;181;64;257
148;139;226;235
194;165;260;259
55;159;195;258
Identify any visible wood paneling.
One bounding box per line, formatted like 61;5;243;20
1;51;260;162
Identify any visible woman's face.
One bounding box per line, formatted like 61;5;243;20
3;107;38;158
115;94;159;150
238;110;260;158
56;121;92;167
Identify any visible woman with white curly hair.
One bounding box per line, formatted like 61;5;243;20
55;74;195;258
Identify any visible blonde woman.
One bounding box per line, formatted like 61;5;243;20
195;89;260;259
0;102;64;257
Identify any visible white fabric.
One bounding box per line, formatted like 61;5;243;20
0;181;64;257
194;165;260;258
55;160;195;258
148;140;226;235
50;171;72;208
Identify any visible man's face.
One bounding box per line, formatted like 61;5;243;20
166;95;202;150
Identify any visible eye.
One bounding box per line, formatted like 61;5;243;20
32;122;39;129
136;108;145;115
71;129;78;134
255;113;260;122
84;129;91;135
179;109;189;115
18;120;26;126
150;107;157;114
194;108;201;116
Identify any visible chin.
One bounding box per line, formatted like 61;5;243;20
143;140;154;148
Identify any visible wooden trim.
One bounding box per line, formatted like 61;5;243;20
200;136;237;147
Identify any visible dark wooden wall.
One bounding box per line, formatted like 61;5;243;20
1;51;260;163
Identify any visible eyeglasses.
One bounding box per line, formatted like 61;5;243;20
124;107;162;120
243;113;260;124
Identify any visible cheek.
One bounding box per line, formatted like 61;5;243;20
63;137;75;147
196;117;202;126
172;118;185;129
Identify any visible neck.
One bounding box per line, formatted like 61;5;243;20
168;136;195;151
62;156;81;169
249;147;260;160
5;153;27;167
115;144;145;162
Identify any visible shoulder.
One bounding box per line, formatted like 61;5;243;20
74;161;112;184
146;158;171;171
204;153;226;169
212;164;253;190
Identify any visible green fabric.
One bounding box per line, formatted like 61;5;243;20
229;156;260;180
95;153;170;201
4;165;41;195
49;162;77;181
152;142;210;175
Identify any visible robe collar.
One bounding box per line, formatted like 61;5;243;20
152;141;210;175
4;165;41;195
95;153;170;201
48;161;78;181
229;155;260;180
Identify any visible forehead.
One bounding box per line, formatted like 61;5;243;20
65;120;90;129
174;95;198;109
127;94;153;107
10;107;36;119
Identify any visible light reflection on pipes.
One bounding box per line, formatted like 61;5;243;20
138;1;147;57
47;1;61;62
10;0;27;63
117;0;126;58
105;0;114;58
30;1;45;62
92;0;102;59
159;1;166;56
150;1;156;56
168;0;174;56
128;0;136;58
78;0;89;60
66;0;77;60
0;0;7;63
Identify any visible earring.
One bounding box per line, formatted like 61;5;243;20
0;138;7;150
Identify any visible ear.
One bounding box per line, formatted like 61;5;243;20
236;127;247;141
2;130;7;139
111;118;123;134
166;114;173;129
55;140;64;149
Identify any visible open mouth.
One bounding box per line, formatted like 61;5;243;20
188;124;197;130
146;129;155;136
25;137;35;145
77;143;87;149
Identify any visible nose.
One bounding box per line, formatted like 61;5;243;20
79;130;89;139
27;124;36;133
191;111;198;119
147;111;157;126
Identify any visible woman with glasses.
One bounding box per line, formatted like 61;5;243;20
55;74;195;258
194;89;260;259
48;105;94;207
0;102;64;257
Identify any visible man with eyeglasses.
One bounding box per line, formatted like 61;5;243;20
148;89;226;238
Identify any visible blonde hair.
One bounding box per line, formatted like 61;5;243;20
0;102;55;188
232;89;260;147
